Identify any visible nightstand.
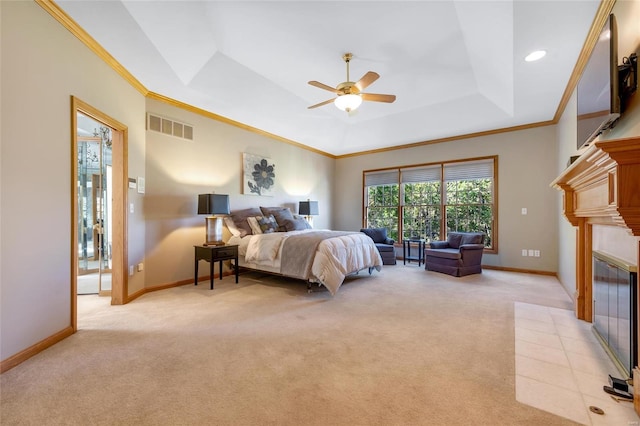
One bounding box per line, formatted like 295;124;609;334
194;244;239;289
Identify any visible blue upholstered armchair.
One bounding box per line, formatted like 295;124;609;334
425;232;485;276
360;228;397;265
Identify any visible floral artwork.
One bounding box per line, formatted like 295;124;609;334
243;153;276;196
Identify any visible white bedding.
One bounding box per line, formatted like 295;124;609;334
227;229;383;295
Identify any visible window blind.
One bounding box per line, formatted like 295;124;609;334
444;159;494;181
364;170;399;187
400;165;441;183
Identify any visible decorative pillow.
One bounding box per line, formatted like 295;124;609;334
223;217;242;237
247;216;263;235
259;207;294;231
230;208;262;237
283;217;312;231
256;215;278;233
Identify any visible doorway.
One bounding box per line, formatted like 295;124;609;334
72;97;128;330
77;125;112;296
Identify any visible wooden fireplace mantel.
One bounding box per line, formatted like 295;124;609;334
552;136;640;234
551;136;640;320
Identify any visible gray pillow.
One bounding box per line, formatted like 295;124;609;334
259;207;294;231
283;217;311;231
230;208;262;237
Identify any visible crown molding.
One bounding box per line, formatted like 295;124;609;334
36;0;148;96
552;0;616;123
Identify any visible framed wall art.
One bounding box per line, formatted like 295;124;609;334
243;153;276;196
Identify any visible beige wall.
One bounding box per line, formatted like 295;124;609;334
143;99;335;288
554;0;640;298
0;2;146;359
334;125;560;273
555;92;579;297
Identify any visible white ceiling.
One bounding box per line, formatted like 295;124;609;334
56;0;601;156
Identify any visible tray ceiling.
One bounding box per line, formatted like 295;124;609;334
56;0;601;156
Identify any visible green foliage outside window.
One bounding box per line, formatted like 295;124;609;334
364;160;495;249
366;185;399;241
445;179;493;247
402;182;441;242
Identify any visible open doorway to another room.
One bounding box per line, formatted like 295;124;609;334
72;97;128;330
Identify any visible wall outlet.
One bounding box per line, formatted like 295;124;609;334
522;249;528;256
534;250;540;257
137;263;144;272
528;249;535;257
521;207;528;215
129;265;134;276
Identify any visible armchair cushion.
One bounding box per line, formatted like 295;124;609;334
425;248;461;260
429;241;450;249
461;233;484;245
447;233;464;249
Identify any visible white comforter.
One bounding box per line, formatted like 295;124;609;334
229;229;383;295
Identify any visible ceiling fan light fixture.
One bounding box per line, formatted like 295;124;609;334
334;94;362;112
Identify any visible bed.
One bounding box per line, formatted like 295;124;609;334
225;207;383;295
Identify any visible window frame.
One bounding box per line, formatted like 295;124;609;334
363;155;498;254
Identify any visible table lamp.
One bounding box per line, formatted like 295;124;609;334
198;194;230;246
299;200;319;225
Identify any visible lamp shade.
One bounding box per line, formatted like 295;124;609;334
198;194;230;215
299;201;319;216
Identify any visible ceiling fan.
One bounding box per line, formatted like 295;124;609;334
307;53;396;113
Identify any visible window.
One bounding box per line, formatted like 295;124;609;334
363;157;497;251
401;165;442;242
364;170;399;241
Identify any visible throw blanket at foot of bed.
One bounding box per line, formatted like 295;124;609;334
280;231;354;279
282;230;382;295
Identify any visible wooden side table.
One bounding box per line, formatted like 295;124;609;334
194;244;239;289
403;239;426;266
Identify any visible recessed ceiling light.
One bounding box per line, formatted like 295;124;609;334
525;50;547;62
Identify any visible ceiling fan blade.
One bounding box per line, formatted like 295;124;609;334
308;98;336;109
308;81;338;93
355;72;379;91
361;93;396;103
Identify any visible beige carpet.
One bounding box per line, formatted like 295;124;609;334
1;267;581;425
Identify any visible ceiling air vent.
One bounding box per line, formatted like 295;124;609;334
146;113;193;141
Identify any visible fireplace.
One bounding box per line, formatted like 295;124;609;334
552;136;640;383
592;251;638;377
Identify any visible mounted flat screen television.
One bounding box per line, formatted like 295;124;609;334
576;13;620;150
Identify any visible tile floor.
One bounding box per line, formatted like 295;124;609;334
515;302;640;425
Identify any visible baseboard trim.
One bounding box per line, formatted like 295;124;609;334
127;272;236;302
1;326;75;374
482;264;557;276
